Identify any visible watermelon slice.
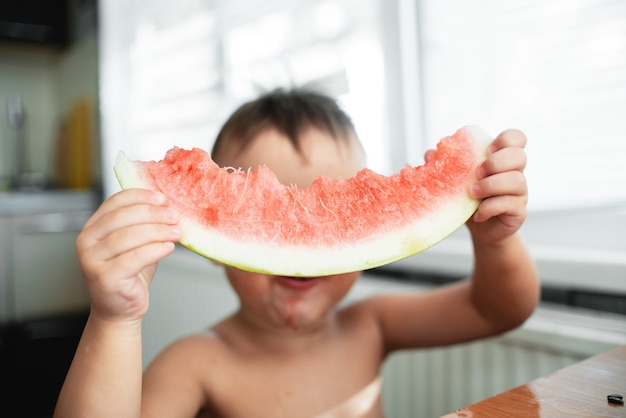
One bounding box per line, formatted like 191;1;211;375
114;125;490;276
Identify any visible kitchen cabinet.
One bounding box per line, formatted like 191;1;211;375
0;190;98;323
10;211;92;321
0;190;97;416
0;217;10;321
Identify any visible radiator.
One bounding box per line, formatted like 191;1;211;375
380;305;626;418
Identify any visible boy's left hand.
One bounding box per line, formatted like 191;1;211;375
466;129;528;246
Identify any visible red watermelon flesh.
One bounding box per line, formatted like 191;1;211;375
114;125;490;276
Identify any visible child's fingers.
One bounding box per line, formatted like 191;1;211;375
83;189;166;229
88;241;176;288
100;202;179;237
472;194;528;224
77;197;181;279
88;222;181;263
471;170;527;200
80;199;179;246
477;146;527;179
489;129;527;153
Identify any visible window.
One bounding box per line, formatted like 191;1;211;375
416;0;626;211
391;0;626;295
99;0;392;197
219;0;389;174
99;0;626;294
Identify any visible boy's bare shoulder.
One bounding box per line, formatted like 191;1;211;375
146;325;238;381
156;327;231;361
335;296;390;332
140;331;227;416
339;292;407;317
144;327;238;399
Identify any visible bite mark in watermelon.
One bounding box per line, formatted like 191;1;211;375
114;125;490;276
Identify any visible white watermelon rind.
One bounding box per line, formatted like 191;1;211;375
114;125;490;276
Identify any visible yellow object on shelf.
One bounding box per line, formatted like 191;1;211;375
54;97;93;189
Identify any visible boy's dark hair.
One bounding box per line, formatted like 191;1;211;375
211;88;359;161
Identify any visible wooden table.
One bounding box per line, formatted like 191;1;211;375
442;345;626;417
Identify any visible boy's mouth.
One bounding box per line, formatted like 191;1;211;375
276;276;320;289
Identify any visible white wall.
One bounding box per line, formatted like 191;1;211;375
0;31;100;189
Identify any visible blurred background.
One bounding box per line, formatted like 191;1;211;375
1;0;625;416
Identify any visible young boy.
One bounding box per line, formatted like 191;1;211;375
54;89;539;418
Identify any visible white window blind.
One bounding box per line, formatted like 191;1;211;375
418;0;626;210
217;0;389;175
99;0;226;198
99;0;391;198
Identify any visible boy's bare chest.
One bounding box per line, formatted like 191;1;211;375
205;333;384;417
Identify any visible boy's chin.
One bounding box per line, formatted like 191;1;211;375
272;299;333;332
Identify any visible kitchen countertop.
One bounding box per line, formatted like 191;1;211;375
389;203;626;295
0;189;100;216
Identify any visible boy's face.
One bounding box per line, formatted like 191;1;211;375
216;127;366;331
215;127;366;187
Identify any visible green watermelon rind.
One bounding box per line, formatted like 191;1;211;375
114;125;489;276
177;193;479;276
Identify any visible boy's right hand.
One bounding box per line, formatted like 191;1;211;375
76;188;181;322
